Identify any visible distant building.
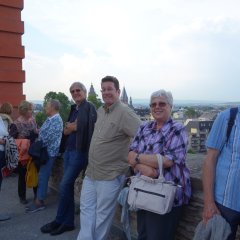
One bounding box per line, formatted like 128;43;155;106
134;107;151;121
185;120;214;152
198;110;219;121
121;87;128;104
173;109;185;120
88;83;96;97
120;87;150;121
34;103;43;112
172;108;186;125
129;96;134;109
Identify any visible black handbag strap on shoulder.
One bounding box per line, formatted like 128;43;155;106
226;107;238;143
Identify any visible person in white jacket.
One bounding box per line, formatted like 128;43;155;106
0;102;13;221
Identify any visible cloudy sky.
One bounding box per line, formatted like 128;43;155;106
22;0;240;102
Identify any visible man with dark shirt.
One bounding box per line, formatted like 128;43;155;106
40;82;97;236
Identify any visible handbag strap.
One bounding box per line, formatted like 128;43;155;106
156;154;165;180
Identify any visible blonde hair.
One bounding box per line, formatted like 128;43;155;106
0;102;13;115
18;100;33;116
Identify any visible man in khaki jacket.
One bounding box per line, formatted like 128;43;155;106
77;76;141;240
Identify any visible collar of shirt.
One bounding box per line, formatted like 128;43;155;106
48;113;60;121
75;99;87;111
151;118;173;136
103;100;121;113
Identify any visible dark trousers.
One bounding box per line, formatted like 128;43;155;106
216;202;240;240
17;163;37;200
137;206;183;240
55;150;87;227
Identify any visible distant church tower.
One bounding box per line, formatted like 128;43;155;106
129;96;134;109
88;83;96;97
121;87;128;104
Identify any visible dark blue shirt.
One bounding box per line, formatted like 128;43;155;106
65;107;78;150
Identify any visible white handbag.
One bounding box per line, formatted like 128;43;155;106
127;154;177;215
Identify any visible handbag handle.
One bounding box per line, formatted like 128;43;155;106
156;154;165;180
138;154;165;182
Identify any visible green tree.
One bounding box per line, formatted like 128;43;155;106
35;111;47;127
88;94;102;109
35;91;71;127
184;107;199;119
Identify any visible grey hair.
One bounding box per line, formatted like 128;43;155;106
150;89;173;107
48;99;61;111
69;82;87;94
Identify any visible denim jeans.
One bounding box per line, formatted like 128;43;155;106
77;175;125;240
216;202;240;240
37;156;56;200
55;150;87;227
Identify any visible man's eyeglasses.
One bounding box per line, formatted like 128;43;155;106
70;89;81;94
150;102;168;108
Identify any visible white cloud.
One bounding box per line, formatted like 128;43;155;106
22;0;240;101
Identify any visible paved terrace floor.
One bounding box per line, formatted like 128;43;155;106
0;153;205;240
0;175;126;240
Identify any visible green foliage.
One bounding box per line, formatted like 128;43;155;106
184;107;199;119
187;148;196;154
200;106;214;111
35;92;71;127
35;111;47;127
87;94;102;109
44;91;71;124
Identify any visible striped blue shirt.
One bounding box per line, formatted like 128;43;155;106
206;107;240;211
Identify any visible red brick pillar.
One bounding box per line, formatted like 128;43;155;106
0;0;25;117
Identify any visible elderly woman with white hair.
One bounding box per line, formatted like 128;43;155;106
128;89;191;240
26;99;63;213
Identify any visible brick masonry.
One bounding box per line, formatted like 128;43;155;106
0;0;25;109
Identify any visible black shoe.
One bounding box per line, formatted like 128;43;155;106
0;214;11;221
50;224;75;236
40;221;60;234
20;198;28;205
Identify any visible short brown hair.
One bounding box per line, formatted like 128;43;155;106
101;76;120;90
18;100;33;116
0;102;13;115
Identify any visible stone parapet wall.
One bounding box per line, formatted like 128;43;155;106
49;156;84;201
49;154;240;239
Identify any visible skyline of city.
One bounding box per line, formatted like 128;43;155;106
30;86;240;108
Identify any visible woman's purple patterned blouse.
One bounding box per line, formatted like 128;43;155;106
129;118;191;206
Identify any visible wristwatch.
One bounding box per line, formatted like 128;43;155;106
135;154;140;164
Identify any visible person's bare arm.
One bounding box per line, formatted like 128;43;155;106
0;138;5;145
128;151;173;169
134;164;158;178
202;148;221;223
63;121;77;135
